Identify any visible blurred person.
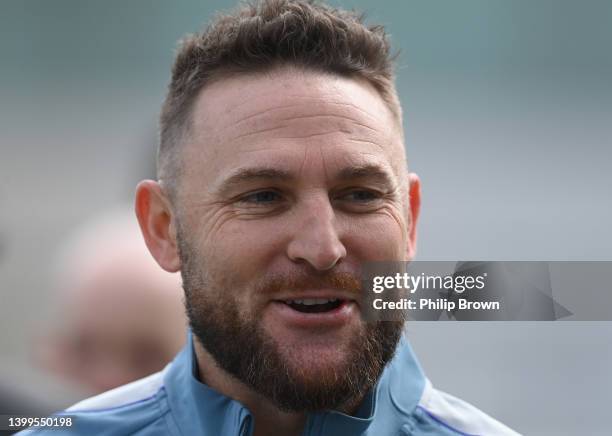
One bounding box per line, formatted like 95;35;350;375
36;208;186;395
20;1;517;435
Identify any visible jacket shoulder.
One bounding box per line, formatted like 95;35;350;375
67;369;165;412
413;379;521;435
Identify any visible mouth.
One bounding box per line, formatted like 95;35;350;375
281;298;344;314
269;294;358;329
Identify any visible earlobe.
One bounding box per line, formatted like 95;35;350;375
406;173;421;260
135;180;181;272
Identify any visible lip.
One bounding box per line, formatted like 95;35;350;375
272;289;359;304
269;299;358;329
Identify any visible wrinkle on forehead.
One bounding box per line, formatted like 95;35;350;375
230;99;386;130
207;100;391;149
212;100;395;159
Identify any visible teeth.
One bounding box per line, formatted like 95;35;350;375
285;298;339;305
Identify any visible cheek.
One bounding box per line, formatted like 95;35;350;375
199;217;288;295
211;219;285;259
342;212;407;261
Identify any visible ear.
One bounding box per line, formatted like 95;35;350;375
406;173;421;260
135;180;180;272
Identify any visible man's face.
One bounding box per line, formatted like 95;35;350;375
173;68;417;411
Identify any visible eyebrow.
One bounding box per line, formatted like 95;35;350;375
217;167;294;195
336;164;396;186
216;163;395;195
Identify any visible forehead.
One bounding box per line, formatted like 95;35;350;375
182;68;404;190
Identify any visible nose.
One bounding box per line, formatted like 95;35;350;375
286;197;347;271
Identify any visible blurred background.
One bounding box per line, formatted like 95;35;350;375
1;0;610;434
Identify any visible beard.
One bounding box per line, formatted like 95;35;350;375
177;227;404;413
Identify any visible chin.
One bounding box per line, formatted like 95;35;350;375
278;339;355;375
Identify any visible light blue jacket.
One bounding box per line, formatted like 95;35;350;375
19;333;519;435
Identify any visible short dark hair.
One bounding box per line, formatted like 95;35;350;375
158;0;400;196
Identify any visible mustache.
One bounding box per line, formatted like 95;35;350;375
252;271;363;296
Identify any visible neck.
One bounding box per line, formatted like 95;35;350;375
193;338;307;436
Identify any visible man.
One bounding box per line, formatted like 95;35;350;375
20;1;518;434
36;208;186;395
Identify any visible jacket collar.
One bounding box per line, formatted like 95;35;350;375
164;331;425;436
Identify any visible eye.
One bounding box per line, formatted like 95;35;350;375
239;190;283;205
341;189;381;203
334;188;385;213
